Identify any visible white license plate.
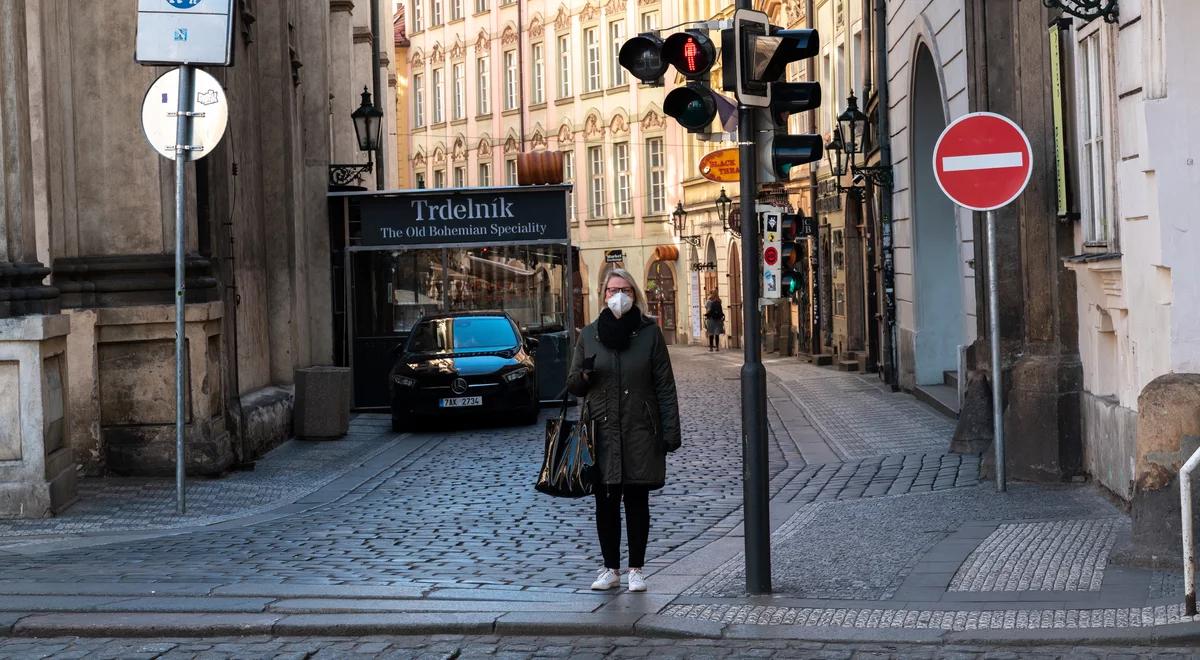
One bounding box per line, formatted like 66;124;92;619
439;396;482;408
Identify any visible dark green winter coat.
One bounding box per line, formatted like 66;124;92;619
566;312;682;489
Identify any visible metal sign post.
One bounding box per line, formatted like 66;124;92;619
932;112;1033;493
172;65;194;514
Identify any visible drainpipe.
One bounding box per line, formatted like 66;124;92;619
874;0;897;389
371;0;386;189
807;0;819;356
517;0;527;151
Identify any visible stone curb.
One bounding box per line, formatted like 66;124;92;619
3;611;1200;646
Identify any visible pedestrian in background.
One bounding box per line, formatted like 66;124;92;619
703;290;725;352
566;268;682;593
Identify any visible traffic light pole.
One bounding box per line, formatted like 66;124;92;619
739;102;772;594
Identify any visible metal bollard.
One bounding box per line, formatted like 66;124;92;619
1182;446;1200;616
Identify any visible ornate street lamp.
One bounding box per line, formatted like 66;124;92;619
715;188;733;234
830;91;893;193
837;91;869;160
330;88;384;187
1041;0;1118;23
825;130;847;179
673;201;702;248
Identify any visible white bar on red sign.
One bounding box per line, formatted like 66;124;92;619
941;152;1024;172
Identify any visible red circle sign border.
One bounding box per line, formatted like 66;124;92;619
763;246;778;266
932;112;1033;212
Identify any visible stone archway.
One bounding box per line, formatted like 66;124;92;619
910;43;963;385
645;260;677;344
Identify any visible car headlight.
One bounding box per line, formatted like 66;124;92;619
392;374;417;387
503;368;529;383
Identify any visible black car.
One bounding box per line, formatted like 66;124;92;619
388;312;539;431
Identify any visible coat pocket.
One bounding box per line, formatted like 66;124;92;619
642;400;661;445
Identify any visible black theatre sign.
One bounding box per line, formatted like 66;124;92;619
358;186;570;247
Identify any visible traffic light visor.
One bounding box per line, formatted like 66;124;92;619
664;83;718;131
772;134;824;179
752;29;820;83
664;31;716;79
619;34;668;83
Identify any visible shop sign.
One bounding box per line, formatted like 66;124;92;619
358;187;570;247
606;250;625;263
699;148;740;183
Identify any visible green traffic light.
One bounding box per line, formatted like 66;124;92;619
782;272;801;297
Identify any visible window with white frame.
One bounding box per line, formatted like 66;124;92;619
477;56;491;115
431;0;443;26
585;28;601;92
412;72;425;126
613;142;630;216
506;158;517;185
562;150;575;216
478;162;491;186
475;0;488;13
504;50;518;110
645;137;665;214
432;67;444;123
532;43;545;104
588;146;605;218
454;165;465;188
434;169;445;188
412;0;425;32
641;10;659;33
450;0;462;21
609;20;626;87
452;63;465;120
1076;25;1115;245
558;34;572;98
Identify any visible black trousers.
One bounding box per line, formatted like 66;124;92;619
708;333;719;349
595;485;650;569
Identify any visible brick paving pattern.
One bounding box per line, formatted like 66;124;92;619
948;519;1124;592
2;635;1199;659
662;602;1200;630
0;416;398;547
773;363;956;459
778;453;980;504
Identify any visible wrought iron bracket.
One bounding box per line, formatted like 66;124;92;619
329;162;374;187
851;165;894;190
691;261;717;272
678;235;703;248
1042;0;1119;24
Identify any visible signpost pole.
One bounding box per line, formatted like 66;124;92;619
174;64;194;515
986;209;1005;492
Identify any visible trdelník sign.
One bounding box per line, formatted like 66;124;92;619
357;186;570;248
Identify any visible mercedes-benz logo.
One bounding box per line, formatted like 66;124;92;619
451;378;468;395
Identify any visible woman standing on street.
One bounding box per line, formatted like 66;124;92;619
703;290;725;352
566;268;682;593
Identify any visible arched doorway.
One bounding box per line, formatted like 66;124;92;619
911;44;963;385
728;243;742;349
703;238;719;298
645;260;677;344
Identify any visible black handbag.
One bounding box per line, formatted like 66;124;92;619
535;395;598;498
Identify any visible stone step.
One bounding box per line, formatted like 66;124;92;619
836;360;860;372
943;369;959;389
812;353;834;366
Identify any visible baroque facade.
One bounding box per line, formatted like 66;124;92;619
0;0;397;517
402;0;692;339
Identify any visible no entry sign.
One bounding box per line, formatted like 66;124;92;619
933;112;1032;212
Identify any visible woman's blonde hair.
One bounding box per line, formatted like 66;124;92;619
600;267;645;309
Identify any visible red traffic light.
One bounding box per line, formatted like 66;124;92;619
663;31;716;79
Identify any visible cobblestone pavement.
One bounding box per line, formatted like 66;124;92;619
0;350;799;590
0;634;1198;659
0;416;399;547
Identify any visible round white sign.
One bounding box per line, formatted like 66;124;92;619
141;68;229;161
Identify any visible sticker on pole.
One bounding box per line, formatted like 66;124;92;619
932;112;1032;211
141;68;229;161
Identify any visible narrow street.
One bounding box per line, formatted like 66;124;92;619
0;348;1195;657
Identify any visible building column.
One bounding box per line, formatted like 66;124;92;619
0;0;73;517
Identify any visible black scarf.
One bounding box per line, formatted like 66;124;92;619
597;306;642;351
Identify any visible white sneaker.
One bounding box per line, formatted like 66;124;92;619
627;568;647;592
590;568;620;590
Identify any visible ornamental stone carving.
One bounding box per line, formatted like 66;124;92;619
580;2;598;23
430;42;444;61
501;25;518;46
504;135;519;154
609;114;629;135
452;138;466;161
411;50;425;68
478;137;493;159
476;29;491;50
642;108;664;131
557;124;574;145
605;0;626;14
433;145;447;164
584;113;604;140
555;5;571;30
450;38;466;61
413;152;426;169
529;16;544;39
531;132;548;150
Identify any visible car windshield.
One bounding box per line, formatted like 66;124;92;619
407;317;518;354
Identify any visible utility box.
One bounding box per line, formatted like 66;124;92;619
293;366;351;439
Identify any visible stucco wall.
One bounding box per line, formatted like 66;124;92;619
885;0;974;390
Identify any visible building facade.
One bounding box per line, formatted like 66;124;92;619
402;0;698;340
1;0;397;517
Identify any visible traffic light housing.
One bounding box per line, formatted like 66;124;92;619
778;212;806;297
619;29;726;134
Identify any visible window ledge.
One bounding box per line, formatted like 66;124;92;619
585;217;609;227
502;108;521;117
555;96;575;105
529;102;548;111
580;90;604;101
1063;251;1122;265
475;112;493;120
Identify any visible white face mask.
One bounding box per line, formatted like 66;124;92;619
607;291;633;319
